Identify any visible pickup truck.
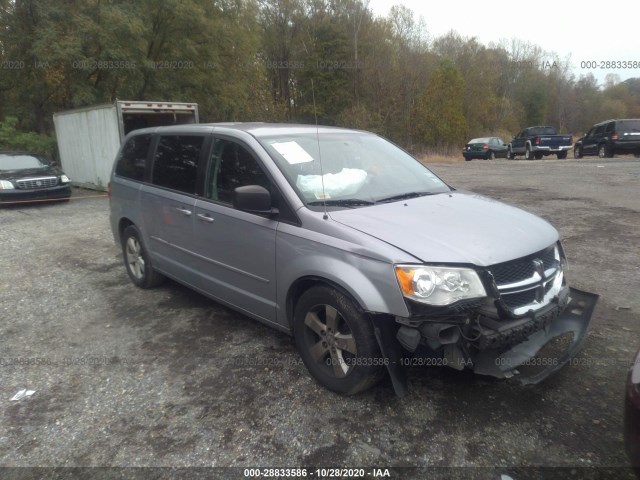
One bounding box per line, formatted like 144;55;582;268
507;126;573;160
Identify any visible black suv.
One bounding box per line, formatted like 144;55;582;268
574;119;640;158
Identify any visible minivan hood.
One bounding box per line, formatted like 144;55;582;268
330;191;559;266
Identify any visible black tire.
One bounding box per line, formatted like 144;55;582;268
534;152;544;160
557;151;567;159
574;146;583;159
464;157;472;161
525;146;534;160
293;286;385;395
598;144;613;158
121;225;165;288
507;147;515;160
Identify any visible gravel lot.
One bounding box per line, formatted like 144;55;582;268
1;157;639;479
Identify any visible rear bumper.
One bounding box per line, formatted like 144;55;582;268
0;185;71;204
533;145;573;153
462;152;488;160
613;141;640;154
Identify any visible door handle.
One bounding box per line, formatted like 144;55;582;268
196;213;214;223
173;207;192;216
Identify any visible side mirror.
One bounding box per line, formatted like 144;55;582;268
233;185;276;215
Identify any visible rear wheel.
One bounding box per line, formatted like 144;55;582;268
507;147;515;160
293;286;384;395
534;152;544;160
598;144;612;158
121;225;165;288
525;146;534;160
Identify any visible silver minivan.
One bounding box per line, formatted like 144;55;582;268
109;123;597;395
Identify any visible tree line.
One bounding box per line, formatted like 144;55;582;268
1;0;639;157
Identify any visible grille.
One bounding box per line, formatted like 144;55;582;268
501;289;537;309
16;177;58;190
487;245;562;315
491;261;534;284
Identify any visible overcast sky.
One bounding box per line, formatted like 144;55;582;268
367;0;640;85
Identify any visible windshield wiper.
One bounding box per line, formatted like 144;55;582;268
307;198;375;207
375;191;436;203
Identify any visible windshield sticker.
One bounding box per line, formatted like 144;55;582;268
314;192;331;200
272;141;314;164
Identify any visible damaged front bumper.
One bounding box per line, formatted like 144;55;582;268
472;288;598;384
373;287;598;396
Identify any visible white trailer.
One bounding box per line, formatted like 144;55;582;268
53;101;199;190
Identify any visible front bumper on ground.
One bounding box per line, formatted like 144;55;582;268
373;287;598;396
472;288;598;384
0;185;71;204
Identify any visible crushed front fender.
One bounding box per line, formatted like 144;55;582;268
472;287;598;384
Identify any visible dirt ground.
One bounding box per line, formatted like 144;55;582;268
1;157;638;480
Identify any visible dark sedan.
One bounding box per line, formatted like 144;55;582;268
463;137;508;161
0;152;71;204
625;348;640;477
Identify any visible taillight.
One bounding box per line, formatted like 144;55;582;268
482;144;489;149
534;136;540;145
611;131;619;141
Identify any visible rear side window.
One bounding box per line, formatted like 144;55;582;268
152;135;204;194
115;134;151;181
618;120;640;133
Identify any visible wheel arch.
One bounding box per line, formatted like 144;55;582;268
117;217;135;244
283;263;403;330
286;276;366;330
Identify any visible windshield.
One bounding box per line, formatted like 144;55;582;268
468;138;490;144
258;132;451;206
0;153;48;171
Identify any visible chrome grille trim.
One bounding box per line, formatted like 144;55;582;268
488;245;564;315
16;176;58;190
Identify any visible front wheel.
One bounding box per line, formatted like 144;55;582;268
574;146;583;159
121;225;165;288
293;286;385;395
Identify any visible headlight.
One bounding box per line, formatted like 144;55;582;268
0;180;15;190
395;265;487;306
60;175;70;183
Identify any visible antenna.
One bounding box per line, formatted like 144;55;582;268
310;79;328;220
